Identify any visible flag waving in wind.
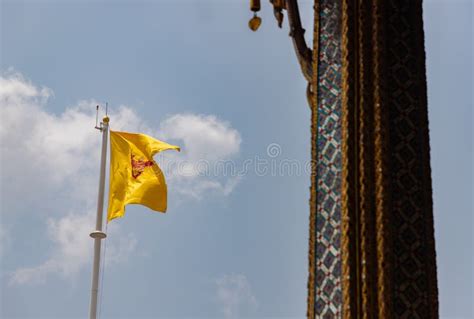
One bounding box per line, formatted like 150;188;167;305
107;131;180;222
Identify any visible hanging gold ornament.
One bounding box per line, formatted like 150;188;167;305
249;13;262;31
249;0;262;32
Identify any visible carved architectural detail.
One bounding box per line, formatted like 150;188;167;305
310;1;439;317
248;1;438;317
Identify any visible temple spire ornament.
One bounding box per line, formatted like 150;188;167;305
249;0;314;107
248;1;439;318
270;0;285;27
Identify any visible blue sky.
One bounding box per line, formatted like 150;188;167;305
0;1;472;318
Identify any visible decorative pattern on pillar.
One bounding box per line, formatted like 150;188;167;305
339;0;438;317
383;1;439;317
309;1;438;318
312;0;343;318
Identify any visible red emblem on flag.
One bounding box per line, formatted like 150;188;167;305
131;154;154;179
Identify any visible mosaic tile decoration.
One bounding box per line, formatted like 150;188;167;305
314;1;343;318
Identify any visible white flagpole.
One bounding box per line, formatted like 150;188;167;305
89;115;109;319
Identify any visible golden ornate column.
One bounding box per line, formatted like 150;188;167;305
248;1;438;317
308;1;439;317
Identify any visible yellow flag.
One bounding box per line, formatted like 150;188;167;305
107;131;180;222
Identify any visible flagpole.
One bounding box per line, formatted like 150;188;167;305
89;116;109;319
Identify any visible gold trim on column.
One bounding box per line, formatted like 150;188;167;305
341;0;358;317
358;0;379;317
357;0;368;315
306;1;319;318
371;1;393;317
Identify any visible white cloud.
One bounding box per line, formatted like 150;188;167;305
215;274;258;318
9;210;137;285
160;113;241;161
158;114;242;199
10;211;95;285
1;71;242;284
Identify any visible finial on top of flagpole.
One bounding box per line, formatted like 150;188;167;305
95;104;110;131
102;102;109;124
